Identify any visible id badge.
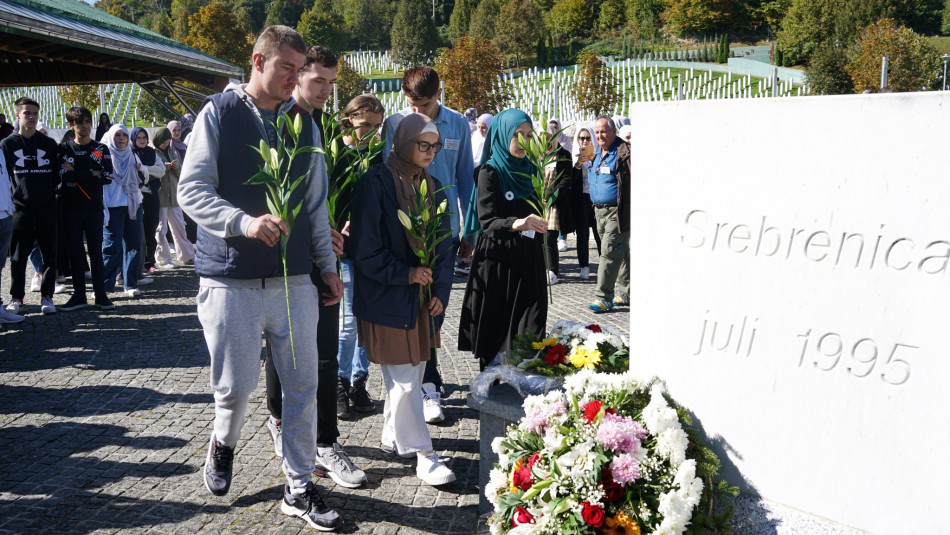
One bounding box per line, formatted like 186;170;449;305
598;166;611;174
520;230;536;239
444;138;460;151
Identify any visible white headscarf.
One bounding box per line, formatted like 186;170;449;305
472;114;494;164
103;124;141;220
618;125;634;144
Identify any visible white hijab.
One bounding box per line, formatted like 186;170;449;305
103;124;141;220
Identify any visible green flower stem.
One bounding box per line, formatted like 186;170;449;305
282;245;297;369
542;229;553;304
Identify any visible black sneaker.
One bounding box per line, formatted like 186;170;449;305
61;293;89;311
94;295;116;310
281;481;342;531
336;378;351;419
349;377;375;413
203;436;234;496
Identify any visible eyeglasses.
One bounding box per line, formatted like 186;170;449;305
416;141;442;154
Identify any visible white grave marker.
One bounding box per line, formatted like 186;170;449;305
628;92;950;535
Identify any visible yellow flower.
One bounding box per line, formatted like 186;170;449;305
568;348;602;369
532;337;558;350
509;458;524;493
603;512;641;535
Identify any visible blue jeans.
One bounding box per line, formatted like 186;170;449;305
103;206;143;292
337;260;369;382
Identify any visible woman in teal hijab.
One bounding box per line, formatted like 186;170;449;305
458;108;549;370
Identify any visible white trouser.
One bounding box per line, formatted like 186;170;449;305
380;362;432;456
155;207;195;264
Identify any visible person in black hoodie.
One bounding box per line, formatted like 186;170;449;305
58;106;115;311
94;113;112;143
0;97;60;315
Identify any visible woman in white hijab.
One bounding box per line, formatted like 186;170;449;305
101;124;146;297
470;113;492;165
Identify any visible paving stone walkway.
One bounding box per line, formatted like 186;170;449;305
0;235;628;534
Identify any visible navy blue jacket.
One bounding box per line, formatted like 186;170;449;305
351;163;455;330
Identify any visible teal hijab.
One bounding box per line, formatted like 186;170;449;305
462;108;536;243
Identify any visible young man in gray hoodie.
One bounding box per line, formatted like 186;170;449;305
177;25;344;532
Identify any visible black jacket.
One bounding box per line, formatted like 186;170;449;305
58;140;113;211
350;163;455;330
0;132;60;209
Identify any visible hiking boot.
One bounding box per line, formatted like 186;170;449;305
281;481;342;531
203;436;234;496
348;377;375;413
422;383;444;424
61;294;88;312
416;450;455;486
588;298;614;314
267;417;283;458
336;377;351;419
314;443;367;488
612;296;630;307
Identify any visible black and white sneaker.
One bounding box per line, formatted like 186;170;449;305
281;481;342;531
203;435;234;496
61;294;88;311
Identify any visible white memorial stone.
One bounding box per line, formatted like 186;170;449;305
628;92;950;535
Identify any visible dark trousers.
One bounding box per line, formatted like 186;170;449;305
423;313;444;389
265;275;340;445
141;185;160;269
56;204;71;277
545;230;560;276
64;209;106;298
577;193;601;268
9;206;57;299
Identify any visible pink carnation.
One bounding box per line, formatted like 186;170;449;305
595;413;647;454
521;401;566;434
610;452;641;485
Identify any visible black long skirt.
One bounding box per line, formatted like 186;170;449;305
458;230;548;370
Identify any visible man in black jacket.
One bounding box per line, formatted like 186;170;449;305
0;97;60;315
58;106;115;311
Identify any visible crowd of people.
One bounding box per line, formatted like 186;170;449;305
0;103;198;323
0;24;631;532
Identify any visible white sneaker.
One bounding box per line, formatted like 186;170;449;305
0;307;25;324
157;262;176;270
30;274;42;292
55;275;66;283
557;238;567;252
40;297;56;315
422;383;444;423
6;299;23;314
579;267;590;280
416;451;455;486
548;271;559;285
125;288;141;297
53;283;67;294
137;277;154;286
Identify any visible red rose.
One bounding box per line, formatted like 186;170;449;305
605;408;617;416
512;506;535;527
527;452;541;469
581;501;606;528
602;479;625;502
543;344;567;366
582;400;604;423
512;464;533;491
586;324;603;333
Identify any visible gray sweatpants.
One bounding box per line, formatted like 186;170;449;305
197;274;319;493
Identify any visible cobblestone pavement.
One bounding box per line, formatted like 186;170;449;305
0;235;628;534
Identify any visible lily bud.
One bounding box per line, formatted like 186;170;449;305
397;210;413;230
293;113;303;137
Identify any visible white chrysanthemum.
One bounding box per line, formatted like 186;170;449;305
643;385;679;434
485;468;508;505
563;369;594;397
657;427;689;466
657;490;691;533
489;519;504;535
491;436;506;456
673;460;704;507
